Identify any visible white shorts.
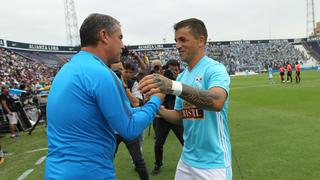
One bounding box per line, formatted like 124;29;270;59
175;159;232;180
269;74;273;78
6;112;19;124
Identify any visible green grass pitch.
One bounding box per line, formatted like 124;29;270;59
0;70;319;180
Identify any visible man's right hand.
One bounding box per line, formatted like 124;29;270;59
157;105;166;116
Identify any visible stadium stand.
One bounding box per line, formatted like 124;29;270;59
11;49;74;65
303;39;320;61
0;37;317;86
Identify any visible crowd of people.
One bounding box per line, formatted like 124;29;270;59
0;37;308;85
124;40;308;74
0;47;60;92
207;41;307;72
0;48;60;165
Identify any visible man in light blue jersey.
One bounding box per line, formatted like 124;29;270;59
268;66;274;84
45;13;164;180
139;18;232;180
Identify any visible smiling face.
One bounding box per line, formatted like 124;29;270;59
174;27;203;64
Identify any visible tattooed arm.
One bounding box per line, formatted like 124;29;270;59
139;74;227;111
180;84;227;111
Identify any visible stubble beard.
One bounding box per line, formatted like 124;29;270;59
107;55;121;65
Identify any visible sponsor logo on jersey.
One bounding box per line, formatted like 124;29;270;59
182;101;204;119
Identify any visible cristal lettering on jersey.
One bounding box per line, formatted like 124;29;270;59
182;107;204;119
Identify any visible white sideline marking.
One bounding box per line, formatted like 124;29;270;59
17;169;34;180
4;153;14;156
35;156;46;165
17;155;47;180
2;148;46;157
26;148;48;153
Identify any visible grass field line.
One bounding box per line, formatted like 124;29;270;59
3;147;47;157
26;147;48;153
35;156;46;165
17;169;34;180
17;155;46;180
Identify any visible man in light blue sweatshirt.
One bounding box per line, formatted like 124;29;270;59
45;13;164;180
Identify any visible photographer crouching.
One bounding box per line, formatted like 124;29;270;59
151;60;184;176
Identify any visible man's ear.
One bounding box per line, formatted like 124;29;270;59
99;29;109;44
198;35;206;48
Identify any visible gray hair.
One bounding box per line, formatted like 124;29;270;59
80;13;120;47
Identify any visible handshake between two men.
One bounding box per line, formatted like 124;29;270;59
139;73;183;124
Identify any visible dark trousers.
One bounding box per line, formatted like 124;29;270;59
154;117;184;167
287;71;292;82
114;134;149;180
295;71;301;83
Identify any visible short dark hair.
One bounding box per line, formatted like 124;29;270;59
80;13;120;47
1;85;9;93
165;60;180;70
124;62;135;71
174;18;208;43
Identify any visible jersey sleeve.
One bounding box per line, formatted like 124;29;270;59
206;63;230;96
92;68;161;140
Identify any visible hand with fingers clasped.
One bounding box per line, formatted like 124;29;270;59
139;74;173;97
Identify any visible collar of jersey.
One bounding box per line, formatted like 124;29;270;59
79;50;109;69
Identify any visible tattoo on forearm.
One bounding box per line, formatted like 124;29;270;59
180;84;222;110
152;74;173;94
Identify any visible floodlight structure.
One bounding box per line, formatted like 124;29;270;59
306;0;316;36
64;0;80;46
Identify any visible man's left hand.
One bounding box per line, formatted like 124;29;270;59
139;74;173;96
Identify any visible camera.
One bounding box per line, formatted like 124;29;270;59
121;46;134;57
150;64;162;74
121;46;130;57
153;65;160;71
163;68;175;80
162;60;180;80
